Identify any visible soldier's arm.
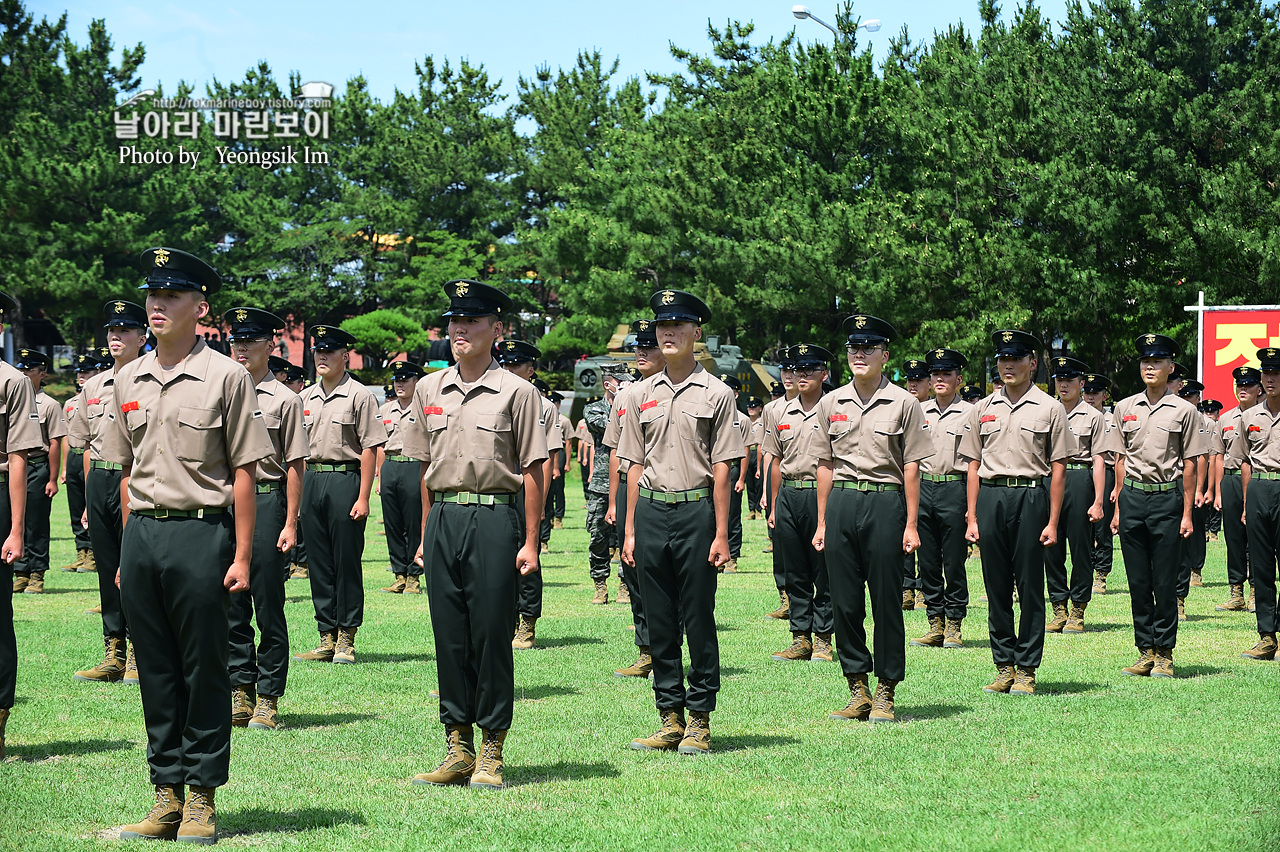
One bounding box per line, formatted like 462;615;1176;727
2;450;27;564
811;461;832;552
226;464;255;592
279;458;303;552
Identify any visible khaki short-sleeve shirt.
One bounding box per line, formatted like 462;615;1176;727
299;373;388;463
747;416;763;448
1063;400;1117;463
379;399;416;455
956;385;1076;479
760;396;826;481
33;391;68;453
101;339;274;511
815;377;933;485
1229;402;1280;474
64;391;89;451
255;376;308;484
70;369;120;461
759;396;790;460
615;365;745;492
1214;407;1248;468
0;363;44;468
541;396;564;454
401;359;548;494
920;397;970;476
575;418;590;448
1110;390;1209;482
603;385;632;450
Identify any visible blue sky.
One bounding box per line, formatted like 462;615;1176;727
37;0;1072;108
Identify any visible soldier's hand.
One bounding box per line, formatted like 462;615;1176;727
517;544;540;576
1180;516;1194;538
45;481;59;498
767;511;775;529
224;559;250;593
277;523;296;553
1214;495;1222;512
59;470;67;484
374;479;380;495
811;523;825;552
1194;491;1205;508
965;519;980;543
414;544;425;568
1039;525;1057;547
605;505;616;526
903;524;920;554
1087;502;1104;523
734;480;745;493
350;498;370;520
115;568;121;589
1110;515;1120;536
622;535;636;568
709;535;730;568
1;533;21;564
81;510;89;529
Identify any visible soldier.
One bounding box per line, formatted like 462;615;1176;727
110;248;273;843
1082;374;1117;594
960;384;984;403
293;325;386;665
1233;348;1280;660
1214;367;1261;613
377;360;427;595
582;371;618;622
812;318;932;722
1042;357;1110;634
900;358;931;610
619;290;742;754
717;373;747;573
760;357;798;616
1176;379;1211;593
744;396;765;520
1201;399;1224;541
762;344;834;663
270;356;310;581
224;308;307;731
959;330;1073;696
494;342;561;649
532;378;562;558
548;391;571;530
910;347;971;649
575;415;593;503
1111;334;1209;679
9;350;65;595
60;353;101;574
405;279;546;791
72;300;147;686
0;292;43;760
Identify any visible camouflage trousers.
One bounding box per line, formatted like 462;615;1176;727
586;492;613;581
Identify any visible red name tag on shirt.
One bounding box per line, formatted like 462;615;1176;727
980;415;997;423
88;398;101;405
121;401;139;413
424;406;443;415
303;410;310;416
616;408;626;416
1249;425;1262;432
829;414;848;422
1122;415;1138;422
1223;425;1235;432
639;399;658;412
382;419;392;425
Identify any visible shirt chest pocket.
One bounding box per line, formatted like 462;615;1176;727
176;406;222;462
87;402;106;421
262;412;282;443
474;412;512;461
331;412;358;449
1019;418;1050;455
872;417;904;454
679;403;713;449
1155;420;1182;454
124;407;147;435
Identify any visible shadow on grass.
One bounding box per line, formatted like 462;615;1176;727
506;760;621;786
720;666;749;677
715;734;802;752
8;738;134;760
539;635;605;648
356;652;434;664
1177;665;1227;678
517;684;581;701
1037;681;1104;695
900;703;971;721
14;588;83;596
221;807;366;836
540;580;579;588
284;712;377;729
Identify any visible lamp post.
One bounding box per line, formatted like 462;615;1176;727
791;5;881;40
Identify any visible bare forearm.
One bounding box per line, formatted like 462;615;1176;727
7;453;26;533
713;463;730;539
358;448;377;502
232;466;256;564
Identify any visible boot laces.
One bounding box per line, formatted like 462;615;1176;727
184;792;212;825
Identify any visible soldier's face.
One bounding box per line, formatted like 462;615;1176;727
847;344;887;379
931;369;961;399
285;378;305;394
633;344;665;375
394;376;418;400
106;326;147;358
1182;392;1201;405
1237;383;1261;406
1056;376;1083;403
20;367;44;389
76;371;93;387
1263;370;1280;400
997;355;1034;388
502;360;536;380
1139;358;1172;387
780;367;795;390
230;336;270;375
655;321;699;357
146;289;207;339
449;316;501;360
313;347;348;376
795;367;827;394
905;377;930;400
1083;390;1108;410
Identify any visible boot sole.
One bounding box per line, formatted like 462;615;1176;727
1241;653;1276;660
247;721;279;730
981;686;1012;693
468;780;503;790
1149;673;1174;679
332;657;355;665
943;641;963;648
770;654;812;661
122;676;140;685
120;829;180;840
630;741;680;751
908;640;944;647
412;775;470;786
175;833;217;845
614;670;651;678
868;715;895;723
73;673;123;683
677;745;709;755
1120;670;1152;676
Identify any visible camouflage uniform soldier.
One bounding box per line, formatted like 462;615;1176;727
584;390;614;605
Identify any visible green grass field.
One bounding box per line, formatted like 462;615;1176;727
3;469;1278;851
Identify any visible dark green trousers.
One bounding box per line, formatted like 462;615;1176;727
65;449;92;550
976;484;1047;669
515;492;542;619
120;512;235;788
1221;472;1249;585
728;462;743;559
291;525;308;567
579;461;591;501
424;500;519;730
87;466;126;639
380;458;423;577
614;475;650;646
1246;478;1280;635
1177;499;1207;597
763;477;784;591
13;454;50;575
634;496;719;712
917;478;969;619
745;450;762;516
1091;467;1116;575
228;490;289;697
1045;468;1096;605
1;484;14;709
300;469;366;632
1118;485;1182;650
774;485;832;634
826;488;906;681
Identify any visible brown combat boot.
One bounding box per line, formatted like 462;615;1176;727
590;578;609;605
0;706;8;760
1151;646;1175;678
1010;666;1036;695
910;615;945;648
23;571;45;594
380;574;407;593
1248;583;1257;613
830;673;872;720
631;709;686;750
231;685;256;727
1177;596;1187;622
678;710;711;754
766;590;790;620
1047;601;1069;633
721;558;739;574
119;784;184;841
413;725;476;785
614;646;652;678
1063;602;1086;634
762;542;773;553
86;604;102;614
771;632;813;661
248;695;280;730
617;580;631;604
1121;647;1156;676
915;590;927;610
11;574;27;593
469;728;508;789
512;615;536;650
177;786;217;844
983;665;1015;693
1216;583;1247;611
812;632;834;662
333;628;357;664
123;644;139;685
1092;571;1107;595
943;618;963;648
289;562;309;580
74;636;127;682
293;631;336;662
869;679;898;722
901;589;914;611
405;574;422;595
1241;632;1278;661
1189;570;1204;588
79;550;98;573
552;517;563;529
61;549;86;572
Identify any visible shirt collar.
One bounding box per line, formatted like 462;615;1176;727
654;362;709;392
834;375;894;409
442;357;505;393
140;337;212;385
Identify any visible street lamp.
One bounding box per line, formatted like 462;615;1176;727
791;5;882;39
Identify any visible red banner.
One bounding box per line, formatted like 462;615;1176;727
1203;309;1280;410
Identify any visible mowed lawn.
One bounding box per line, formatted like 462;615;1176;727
3;467;1278;852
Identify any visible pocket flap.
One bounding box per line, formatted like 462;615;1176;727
178;406;221;429
476;412;512;432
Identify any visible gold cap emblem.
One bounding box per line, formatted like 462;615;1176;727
114;301;126;313
455;281;470;297
798;344;809;355
506;341;517;350
393;361;404;368
1270;349;1278;358
660;290;675;305
1145;334;1156;345
316;327;326;337
1002;331;1014;343
638;320;649;330
854;316;867;329
234;309;248;323
1057;358;1066;366
19;349;28;357
934;349;944;359
153;249;170;267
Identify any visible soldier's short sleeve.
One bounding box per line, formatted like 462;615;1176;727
4;374;44;455
542;399;564;453
812;396;835;463
100;380;133;466
709;388;745;467
1046;403;1075;464
46;400;69;441
761;408;783;458
900;397;933;465
1210;422;1226;456
279;392;309;463
512;382;549;470
602;387;627;448
956;402;983;464
67;391;90;445
1096;415;1124;457
401;383;431;464
1227;417;1249;466
616;394;645;468
1183;408;1209;459
222;368;274;469
586;401;610;437
1087;410;1108;458
354;388;389;449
